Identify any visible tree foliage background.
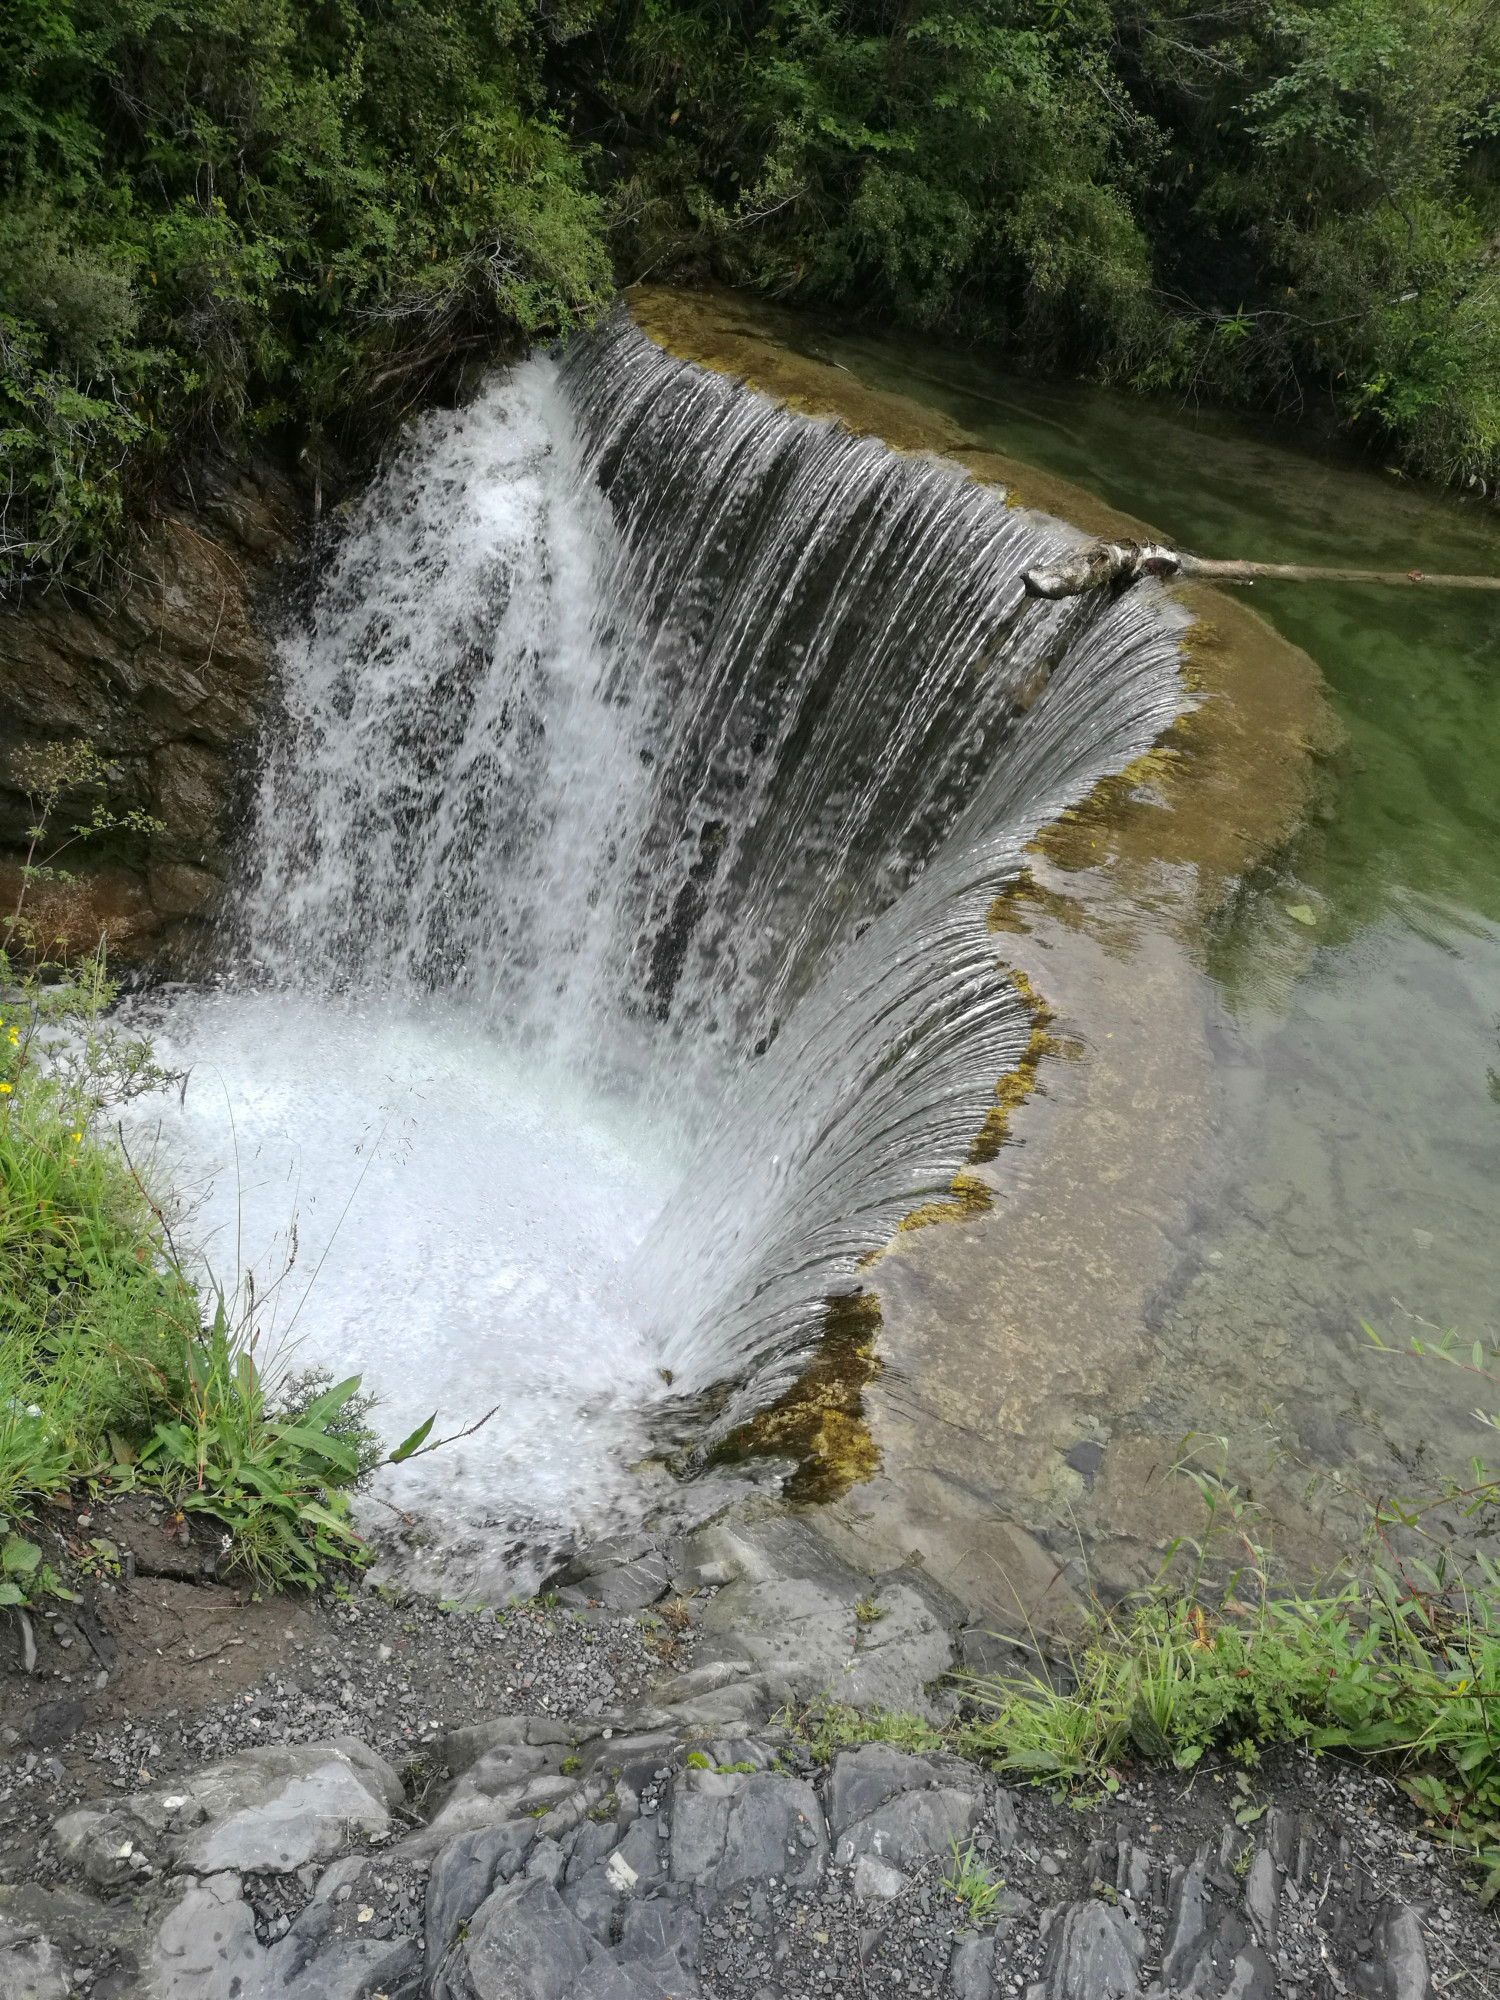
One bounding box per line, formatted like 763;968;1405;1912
3;0;1498;586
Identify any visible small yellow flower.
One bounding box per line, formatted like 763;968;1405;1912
0;1082;10;1094
6;1028;16;1044
72;1130;82;1142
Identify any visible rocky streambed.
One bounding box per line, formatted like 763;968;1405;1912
5;1499;1499;1999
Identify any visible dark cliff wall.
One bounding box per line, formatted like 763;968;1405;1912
0;462;301;966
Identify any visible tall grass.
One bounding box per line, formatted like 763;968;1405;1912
0;743;391;1591
0;1074;200;1512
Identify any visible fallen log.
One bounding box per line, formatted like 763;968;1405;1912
1023;539;1500;599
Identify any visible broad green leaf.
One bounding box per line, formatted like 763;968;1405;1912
2;1536;42;1576
268;1423;358;1472
389;1413;437;1462
295;1378;362;1430
298;1500;364;1544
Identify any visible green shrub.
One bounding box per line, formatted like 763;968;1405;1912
579;0;1500;483
0;0;612;586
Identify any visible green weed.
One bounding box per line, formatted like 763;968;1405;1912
786;1697;947;1764
136;1310;370;1589
942;1839;1001;1925
0;744;405;1591
0;1529;74;1611
958;1453;1500;1881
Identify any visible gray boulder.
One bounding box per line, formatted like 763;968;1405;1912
669;1770;827;1895
606;1816;669;1896
950;1932;995;2000
49;1807;157;1890
0;1884;151;1998
461;1875;599;2000
851;1855;907;1902
428;1824;541;1963
570;1965;658;2000
548;1538;672;1614
1371;1904;1433;2000
52;1740;403;1881
827;1746;944;1836
718;1774;828;1894
618;1901;702;1965
1024;1899;1144;2000
148;1874;266;2000
0;1915;69;2000
700;1576;861;1696
566;1552;672;1615
832;1786;983;1871
176;1741;404;1875
438;1719;581;1785
147;1871;418;2000
404;1760;584;1859
838;1582;956;1716
562;1867;619;1943
1160;1850;1212;1989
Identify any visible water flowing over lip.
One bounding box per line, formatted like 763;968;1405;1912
129;321;1189;1597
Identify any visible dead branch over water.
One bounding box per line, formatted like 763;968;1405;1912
1023;540;1500;598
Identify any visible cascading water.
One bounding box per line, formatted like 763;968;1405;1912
133;312;1187;1592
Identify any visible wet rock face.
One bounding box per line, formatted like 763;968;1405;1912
0;459;299;963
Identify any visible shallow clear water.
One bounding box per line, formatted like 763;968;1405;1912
797;327;1500;1462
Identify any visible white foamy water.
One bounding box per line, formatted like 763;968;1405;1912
132;990;681;1533
131;319;1187;1591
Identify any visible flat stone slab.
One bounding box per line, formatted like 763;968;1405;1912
149;1871;418;2000
670;1770;828;1895
463;1874;599;2000
52;1739;403;1881
827;1746;946;1836
832;1785;983;1871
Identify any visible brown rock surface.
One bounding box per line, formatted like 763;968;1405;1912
0;462;300;961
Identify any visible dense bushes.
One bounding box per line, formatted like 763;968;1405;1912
0;0;611;584
2;0;1498;588
580;0;1500;483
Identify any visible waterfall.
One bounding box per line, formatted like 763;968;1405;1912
136;313;1187;1586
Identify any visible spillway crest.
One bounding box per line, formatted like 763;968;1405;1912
140;315;1187;1589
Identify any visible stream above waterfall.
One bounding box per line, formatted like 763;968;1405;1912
760;306;1500;1531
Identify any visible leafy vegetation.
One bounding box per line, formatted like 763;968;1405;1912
580;0;1500;487
942;1837;1003;1922
0;742;416;1589
3;0;1497;588
1;0;611;584
787;1422;1500;1898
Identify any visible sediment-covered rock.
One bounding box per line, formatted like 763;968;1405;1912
18;1716;1444;2000
7;1526;1449;2000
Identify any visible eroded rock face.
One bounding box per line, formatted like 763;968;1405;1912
0;460;299;962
